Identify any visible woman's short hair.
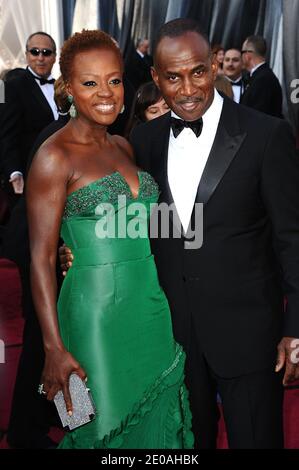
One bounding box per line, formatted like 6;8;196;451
60;29;123;83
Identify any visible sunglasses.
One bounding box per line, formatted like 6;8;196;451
241;49;254;55
27;48;54;57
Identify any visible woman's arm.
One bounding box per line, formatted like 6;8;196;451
26;143;86;413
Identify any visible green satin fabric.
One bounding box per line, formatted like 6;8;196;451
57;172;193;449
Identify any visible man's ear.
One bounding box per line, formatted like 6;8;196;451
151;66;160;90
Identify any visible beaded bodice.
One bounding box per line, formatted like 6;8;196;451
60;171;159;257
63;171;159;220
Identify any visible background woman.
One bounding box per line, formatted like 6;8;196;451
125;81;169;137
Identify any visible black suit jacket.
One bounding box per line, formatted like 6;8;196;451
240;63;283;118
2;115;68;262
125;50;153;90
0;69;55;178
130;97;299;377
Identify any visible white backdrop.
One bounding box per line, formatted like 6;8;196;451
0;0;63;77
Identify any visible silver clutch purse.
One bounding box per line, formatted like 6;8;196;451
54;373;96;430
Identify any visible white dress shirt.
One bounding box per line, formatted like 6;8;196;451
28;67;58;120
226;75;243;103
167;89;224;233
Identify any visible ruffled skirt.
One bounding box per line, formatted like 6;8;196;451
57;255;193;449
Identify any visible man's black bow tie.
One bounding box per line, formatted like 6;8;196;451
170;116;203;138
34;75;55;85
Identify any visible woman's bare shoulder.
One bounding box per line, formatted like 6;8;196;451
29;132;72;183
112;134;135;162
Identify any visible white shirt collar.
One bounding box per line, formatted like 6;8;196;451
136;49;144;58
250;61;266;76
226;75;242;84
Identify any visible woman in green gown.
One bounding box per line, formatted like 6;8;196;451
26;29;193;449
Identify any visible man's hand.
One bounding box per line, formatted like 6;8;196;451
276;336;299;385
9;174;24;194
59;244;74;276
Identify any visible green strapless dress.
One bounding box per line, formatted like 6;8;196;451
57;171;193;449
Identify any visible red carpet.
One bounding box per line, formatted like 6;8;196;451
0;259;24;345
0;257;298;448
0;259;24;434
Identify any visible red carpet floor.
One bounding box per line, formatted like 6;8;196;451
0;257;298;449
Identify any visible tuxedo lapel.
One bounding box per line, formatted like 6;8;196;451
24;69;54;118
241;64;267;100
149;112;173;205
196;98;247;205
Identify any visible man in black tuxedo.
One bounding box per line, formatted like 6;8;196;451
1;32;57;196
130;19;299;448
1;32;58;448
60;19;299;448
240;35;283;118
222;48;246;103
125;38;153;90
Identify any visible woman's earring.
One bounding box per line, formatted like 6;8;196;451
68;95;77;118
120;104;125;114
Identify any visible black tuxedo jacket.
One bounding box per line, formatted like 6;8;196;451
240;63;283;118
0;68;55;178
125;50;153;90
1;115;69;315
130;97;299;377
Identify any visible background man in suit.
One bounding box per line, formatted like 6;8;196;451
126;38;153;90
1;31;58;197
130;19;299;448
240;35;283;117
1;32;58;448
222;48;245;103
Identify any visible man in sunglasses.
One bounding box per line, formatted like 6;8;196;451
1;32;58;449
1;32;57;197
